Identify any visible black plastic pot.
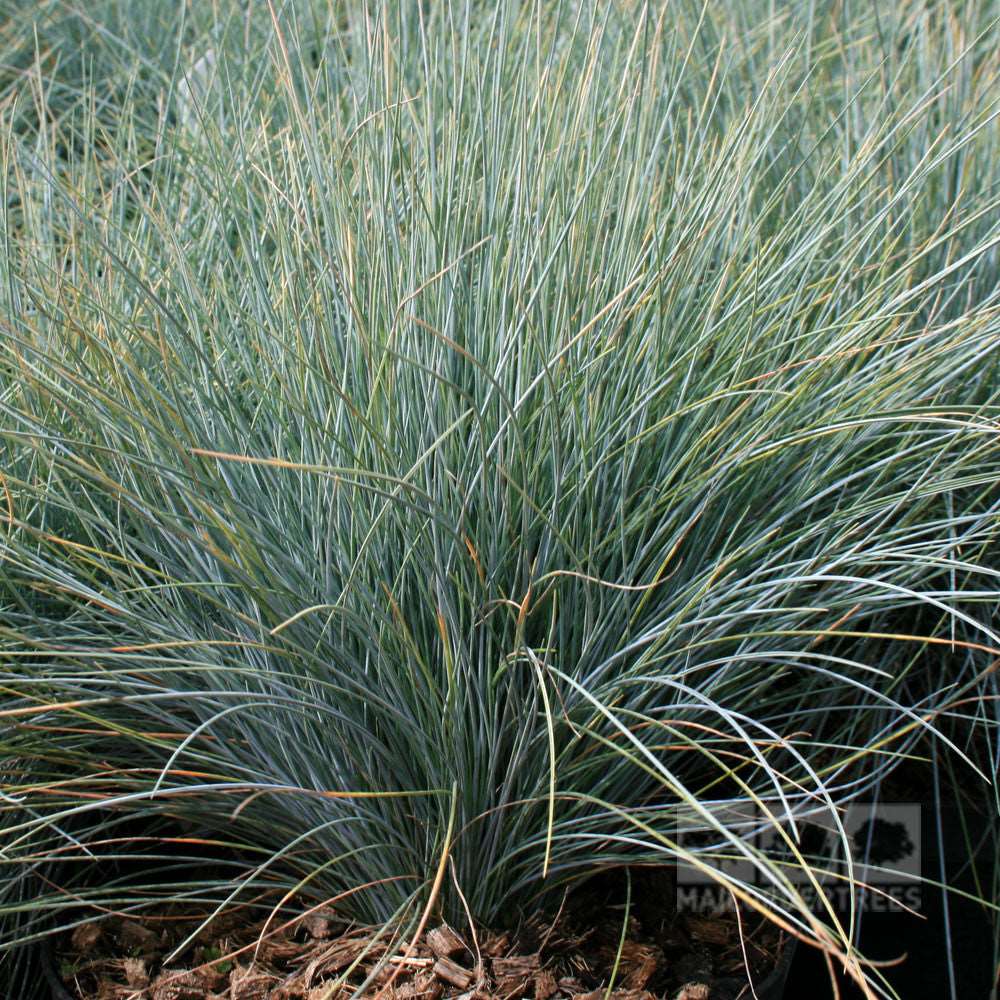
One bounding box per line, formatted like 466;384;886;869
757;935;797;999
712;934;797;1000
41;935;76;1000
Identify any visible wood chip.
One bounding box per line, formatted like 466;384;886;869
426;922;467;959
119;919;161;954
95;981;133;1000
123;957;149;989
259;934;307;963
270;981;309;1000
150;969;204;1000
675;984;710;1000
306;985;351;1000
620;942;661;990
534;968;557;1000
70;922;103;953
493;954;539;977
453;991;496;1000
397;971;444;999
198;963;230;991
303;912;336;940
433;956;474;989
482;931;510;957
231;961;282;999
686;916;730;947
308;934;374;976
493;953;540;996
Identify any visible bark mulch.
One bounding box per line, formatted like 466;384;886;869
49;873;786;1000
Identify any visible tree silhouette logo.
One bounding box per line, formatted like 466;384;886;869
843;803;921;884
851;817;916;867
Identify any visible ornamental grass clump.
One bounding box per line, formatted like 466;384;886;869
2;1;999;995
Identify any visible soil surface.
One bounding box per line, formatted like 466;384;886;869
49;870;786;1000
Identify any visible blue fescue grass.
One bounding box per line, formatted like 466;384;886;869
2;1;999;996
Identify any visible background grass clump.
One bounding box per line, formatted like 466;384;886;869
2;0;999;995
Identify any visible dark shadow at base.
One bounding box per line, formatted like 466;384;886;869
786;800;997;998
